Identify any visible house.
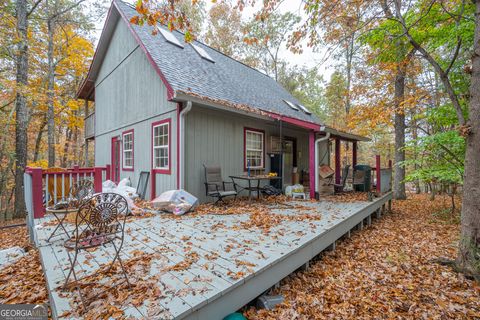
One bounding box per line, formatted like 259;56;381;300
77;0;368;202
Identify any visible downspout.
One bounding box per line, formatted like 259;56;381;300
179;101;192;189
315;126;330;198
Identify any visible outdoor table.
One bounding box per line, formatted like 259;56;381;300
45;207;78;242
229;175;281;200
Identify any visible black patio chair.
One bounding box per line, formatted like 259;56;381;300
203;164;238;204
136;171;150;200
63;193;130;308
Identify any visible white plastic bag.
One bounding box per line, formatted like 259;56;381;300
102;180;117;192
151;189;198;215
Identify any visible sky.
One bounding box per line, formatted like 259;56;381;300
90;0;336;81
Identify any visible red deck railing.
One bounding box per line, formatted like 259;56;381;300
24;165;111;219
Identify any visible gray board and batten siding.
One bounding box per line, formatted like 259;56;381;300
94;18;177;198
185;104;329;203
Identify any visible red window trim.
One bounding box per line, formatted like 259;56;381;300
122;129;134;171
151;118;171;174
243;127;265;171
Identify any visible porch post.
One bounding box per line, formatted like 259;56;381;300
352;141;357;167
376;155;381;193
93;167;103;193
309;131;315;199
335;138;341;184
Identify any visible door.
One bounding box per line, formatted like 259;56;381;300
111;137;121;183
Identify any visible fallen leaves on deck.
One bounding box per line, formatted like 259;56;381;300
60;251;174;320
244;194;480;319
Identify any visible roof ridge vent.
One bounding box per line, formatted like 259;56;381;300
191;43;215;63
158;28;184;48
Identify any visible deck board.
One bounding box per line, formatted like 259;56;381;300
34;193;392;319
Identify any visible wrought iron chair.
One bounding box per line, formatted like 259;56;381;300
46;179;94;242
203;164;238;204
63;193;130;306
136;171;150;200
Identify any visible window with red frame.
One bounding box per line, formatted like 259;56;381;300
244;128;264;169
122;130;134;170
152;121;170;170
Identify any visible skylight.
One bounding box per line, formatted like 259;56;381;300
283;100;299;111
296;103;312;115
158;28;184;48
191;43;215;63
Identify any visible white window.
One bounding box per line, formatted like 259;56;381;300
122;131;134;169
245;129;264;169
153;121;169;170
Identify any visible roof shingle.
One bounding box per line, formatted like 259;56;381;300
115;0;322;125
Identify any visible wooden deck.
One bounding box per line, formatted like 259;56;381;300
33;193;392;319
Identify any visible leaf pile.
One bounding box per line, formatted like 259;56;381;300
244;194;480;319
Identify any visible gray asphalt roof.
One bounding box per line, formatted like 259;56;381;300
115;0;322;125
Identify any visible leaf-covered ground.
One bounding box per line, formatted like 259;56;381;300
0;225;48;305
245;194;480;319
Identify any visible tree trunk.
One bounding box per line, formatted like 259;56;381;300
457;0;480;276
47;16;56;167
393;76;406;200
33;115;47;162
13;0;29;219
393;49;410;200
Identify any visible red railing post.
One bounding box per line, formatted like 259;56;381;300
31;167;45;218
94;167;103;193
105;164;111;181
376;155;381;193
335;139;341;184
388;159;392;168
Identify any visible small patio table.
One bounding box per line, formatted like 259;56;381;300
229;175;281;200
45;207;78;242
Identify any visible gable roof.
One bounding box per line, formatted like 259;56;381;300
78;0;323;126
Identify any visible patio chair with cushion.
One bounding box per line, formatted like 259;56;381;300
63;193;130;307
203;164;238;204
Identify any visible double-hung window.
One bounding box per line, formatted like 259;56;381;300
122;130;134;170
244;128;264;169
152;119;170;173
